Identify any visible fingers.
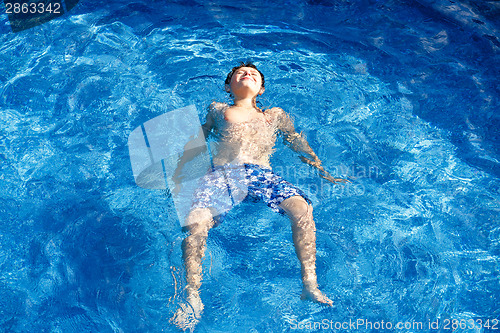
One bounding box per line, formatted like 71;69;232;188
329;176;351;184
298;157;351;184
319;172;351;185
318;170;347;185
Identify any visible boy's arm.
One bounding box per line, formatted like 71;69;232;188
172;103;216;191
275;108;349;185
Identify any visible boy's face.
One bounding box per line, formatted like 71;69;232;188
227;67;264;98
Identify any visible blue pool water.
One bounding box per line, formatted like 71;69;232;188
0;0;499;332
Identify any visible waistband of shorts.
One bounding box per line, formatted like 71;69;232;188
211;163;272;172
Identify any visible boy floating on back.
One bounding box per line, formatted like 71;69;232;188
171;62;348;331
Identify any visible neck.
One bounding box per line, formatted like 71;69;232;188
232;96;257;110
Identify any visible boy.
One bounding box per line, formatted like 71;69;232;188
171;62;347;331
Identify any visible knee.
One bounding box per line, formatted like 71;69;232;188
183;208;214;235
280;196;313;223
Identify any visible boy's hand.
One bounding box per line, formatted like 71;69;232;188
299;156;351;185
318;169;351;185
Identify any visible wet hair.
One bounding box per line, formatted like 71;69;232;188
225;62;265;88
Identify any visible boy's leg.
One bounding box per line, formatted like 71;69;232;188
182;207;215;301
171;207;215;330
278;195;333;306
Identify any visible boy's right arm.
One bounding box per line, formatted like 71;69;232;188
172;103;216;190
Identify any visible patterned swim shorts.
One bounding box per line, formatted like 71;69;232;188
190;163;312;220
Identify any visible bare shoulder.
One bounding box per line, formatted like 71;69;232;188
209;101;228;112
266;106;287;119
267;107;293;125
205;102;229;131
207;102;227;121
266;106;284;114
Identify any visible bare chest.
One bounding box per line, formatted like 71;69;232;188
223;106;270;125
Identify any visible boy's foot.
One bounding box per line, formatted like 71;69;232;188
300;287;333;306
170;293;204;332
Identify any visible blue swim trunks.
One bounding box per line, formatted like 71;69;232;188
190;163;312;220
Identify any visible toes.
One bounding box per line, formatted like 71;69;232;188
170;304;201;332
323;296;334;307
301;288;333;306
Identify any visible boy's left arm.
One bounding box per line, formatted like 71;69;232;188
275;108;349;185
